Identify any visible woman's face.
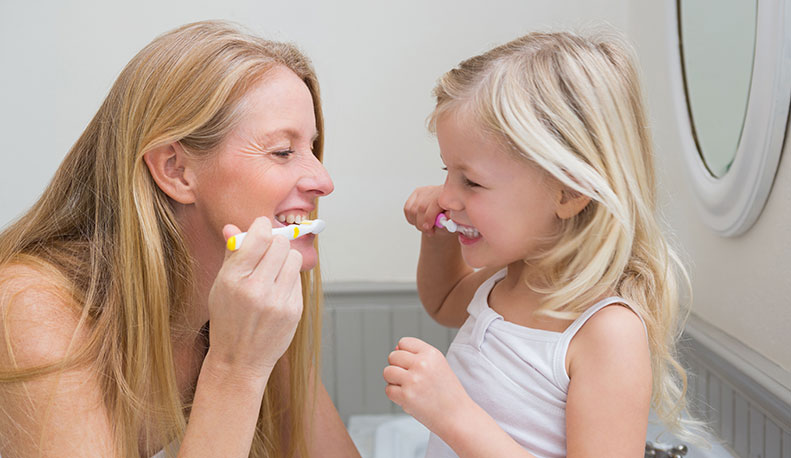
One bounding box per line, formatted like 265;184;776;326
190;66;334;271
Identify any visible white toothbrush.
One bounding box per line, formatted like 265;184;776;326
434;213;458;232
226;219;326;251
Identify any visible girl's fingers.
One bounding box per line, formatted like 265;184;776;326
396;336;431;353
384;383;404;405
404;192;418;224
383;365;409;385
387;349;415;369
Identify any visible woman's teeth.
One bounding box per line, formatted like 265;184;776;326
276;214;307;224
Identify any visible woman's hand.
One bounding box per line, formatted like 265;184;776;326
205;216;304;380
403;185;447;236
383;337;472;434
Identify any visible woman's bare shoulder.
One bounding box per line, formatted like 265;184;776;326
0;260;114;456
0;259;87;368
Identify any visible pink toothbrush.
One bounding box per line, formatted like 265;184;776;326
434;213;458;232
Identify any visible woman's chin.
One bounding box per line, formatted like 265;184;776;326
292;236;318;271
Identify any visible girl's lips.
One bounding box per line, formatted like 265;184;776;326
458;232;481;245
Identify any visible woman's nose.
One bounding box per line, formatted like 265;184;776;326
297;154;334;197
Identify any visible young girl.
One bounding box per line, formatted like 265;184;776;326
385;31;693;457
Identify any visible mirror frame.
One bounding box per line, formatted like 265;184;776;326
669;0;791;236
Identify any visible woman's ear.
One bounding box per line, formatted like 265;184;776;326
555;188;591;220
142;142;198;204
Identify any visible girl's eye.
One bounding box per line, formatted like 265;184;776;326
272;149;295;158
463;177;480;188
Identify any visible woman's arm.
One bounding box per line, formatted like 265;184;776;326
177;353;271;457
305;380;360;458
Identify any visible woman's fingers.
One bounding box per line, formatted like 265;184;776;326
278;248;303;285
224;216;276;275
248;235;291;284
207;215;307;376
223;223;242;240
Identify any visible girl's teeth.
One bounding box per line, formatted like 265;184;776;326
459;226;480;238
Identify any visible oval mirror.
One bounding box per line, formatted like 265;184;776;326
671;0;791;236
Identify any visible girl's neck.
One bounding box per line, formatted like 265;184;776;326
488;261;574;332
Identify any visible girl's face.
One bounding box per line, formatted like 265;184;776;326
190;66;333;271
436;110;561;269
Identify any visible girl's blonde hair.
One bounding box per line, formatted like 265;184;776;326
0;20;324;457
430;31;696;437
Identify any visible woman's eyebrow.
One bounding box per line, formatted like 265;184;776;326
255;128;319;144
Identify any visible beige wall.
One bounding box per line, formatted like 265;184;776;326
0;0;629;284
627;3;791;372
4;0;786;378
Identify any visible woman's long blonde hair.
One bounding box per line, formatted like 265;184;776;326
0;20;324;457
430;31;697;437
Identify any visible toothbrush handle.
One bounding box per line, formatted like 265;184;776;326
226;220;326;251
226;226;298;252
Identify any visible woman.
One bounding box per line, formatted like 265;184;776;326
0;20;359;457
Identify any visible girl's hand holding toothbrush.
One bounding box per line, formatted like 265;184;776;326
205;216;304;380
383;337;474;436
404;185;452;236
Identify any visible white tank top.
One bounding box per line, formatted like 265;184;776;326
424;269;646;458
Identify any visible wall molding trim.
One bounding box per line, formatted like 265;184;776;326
685;314;791;429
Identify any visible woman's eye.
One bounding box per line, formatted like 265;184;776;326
441;166;448;171
272;149;295;158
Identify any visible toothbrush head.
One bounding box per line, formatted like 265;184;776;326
279;218;326;239
305;218;326;234
434;213;458;232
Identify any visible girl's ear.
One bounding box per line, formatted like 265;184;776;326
142;142;198;205
555;188;591;220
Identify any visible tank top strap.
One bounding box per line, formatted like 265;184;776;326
560;296;643;339
464;268;507;350
553;296;648;389
465;268;507;317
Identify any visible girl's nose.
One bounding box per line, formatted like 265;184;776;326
297;153;334;197
437;177;461;212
